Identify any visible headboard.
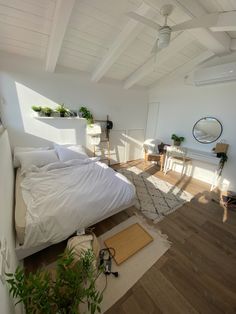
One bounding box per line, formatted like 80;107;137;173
0;129;21;313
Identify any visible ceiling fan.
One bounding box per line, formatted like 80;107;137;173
127;4;236;54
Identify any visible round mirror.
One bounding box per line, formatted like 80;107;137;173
193;117;222;144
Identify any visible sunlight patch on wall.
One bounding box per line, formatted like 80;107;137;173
221;178;230;191
58;129;77;144
14;81;86;145
15;81;58;140
125;129;144;161
15;81;58;111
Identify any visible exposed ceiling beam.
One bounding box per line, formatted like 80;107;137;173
211;11;236;32
124;32;192;89
124;56;154;89
172;11;236;32
91;2;155;82
171;0;231;54
45;0;75;72
152;50;214;87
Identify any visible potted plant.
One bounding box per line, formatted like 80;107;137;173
79;106;94;124
31;106;42;116
6;249;103;314
42;107;53;117
56;104;69;117
171;134;185;146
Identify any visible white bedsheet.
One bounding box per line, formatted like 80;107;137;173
21;159;135;249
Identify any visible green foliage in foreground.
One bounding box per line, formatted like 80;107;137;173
6;249;103;314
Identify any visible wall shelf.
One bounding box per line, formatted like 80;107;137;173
33;116;86;121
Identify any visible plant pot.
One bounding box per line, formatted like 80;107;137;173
45;113;51;117
32;111;40;117
173;140;181;146
60;112;65;117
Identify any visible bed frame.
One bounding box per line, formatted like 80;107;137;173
15;199;135;260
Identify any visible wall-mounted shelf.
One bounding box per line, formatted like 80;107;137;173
33;116;86;121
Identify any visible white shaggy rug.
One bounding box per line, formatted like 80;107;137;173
118;166;193;223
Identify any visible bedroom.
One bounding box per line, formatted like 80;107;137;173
0;0;236;313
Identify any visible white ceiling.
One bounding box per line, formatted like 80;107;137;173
0;0;235;88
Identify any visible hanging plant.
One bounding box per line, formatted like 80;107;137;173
79;106;94;124
218;152;228;176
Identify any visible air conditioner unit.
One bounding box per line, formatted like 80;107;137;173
194;62;236;86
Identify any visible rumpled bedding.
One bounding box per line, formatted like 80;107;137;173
21;159;135;249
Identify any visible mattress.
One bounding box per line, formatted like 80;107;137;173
15;169;27;245
15;159;136;250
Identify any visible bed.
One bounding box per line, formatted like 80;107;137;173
14;146;136;259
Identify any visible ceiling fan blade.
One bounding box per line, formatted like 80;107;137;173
172;13;219;32
127;12;161;30
151;39;159;54
151;40;163;64
153;47;163;64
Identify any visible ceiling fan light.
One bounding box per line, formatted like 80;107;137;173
158;26;171;48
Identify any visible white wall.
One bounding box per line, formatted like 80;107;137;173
0;52;148;164
0;130;22;314
149;77;236;191
0;53;146;313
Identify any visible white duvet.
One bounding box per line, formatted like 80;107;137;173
21;159;135;249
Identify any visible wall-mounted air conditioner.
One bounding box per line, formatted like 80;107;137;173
194;62;236;86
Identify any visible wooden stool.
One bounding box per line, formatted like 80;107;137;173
221;191;236;222
145;152;165;171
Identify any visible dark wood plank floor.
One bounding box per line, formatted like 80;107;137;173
24;160;236;314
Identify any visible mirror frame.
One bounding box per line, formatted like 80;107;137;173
192;117;223;144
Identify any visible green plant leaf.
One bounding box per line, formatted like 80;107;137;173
6;248;103;314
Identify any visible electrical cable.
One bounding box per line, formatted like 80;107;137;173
99;247;119;292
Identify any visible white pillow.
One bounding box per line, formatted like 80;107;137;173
54;144;88;162
17;150;59;174
13;146;50;168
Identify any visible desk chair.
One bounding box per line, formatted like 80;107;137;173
143;139;165;171
164;146;192;176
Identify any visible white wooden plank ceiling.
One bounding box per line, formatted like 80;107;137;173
0;0;235;87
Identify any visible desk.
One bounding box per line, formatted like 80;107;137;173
164;147;220;190
145;146;221;190
187;148;221;190
186;148;219;166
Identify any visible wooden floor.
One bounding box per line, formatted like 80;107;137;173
24;160;236;314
